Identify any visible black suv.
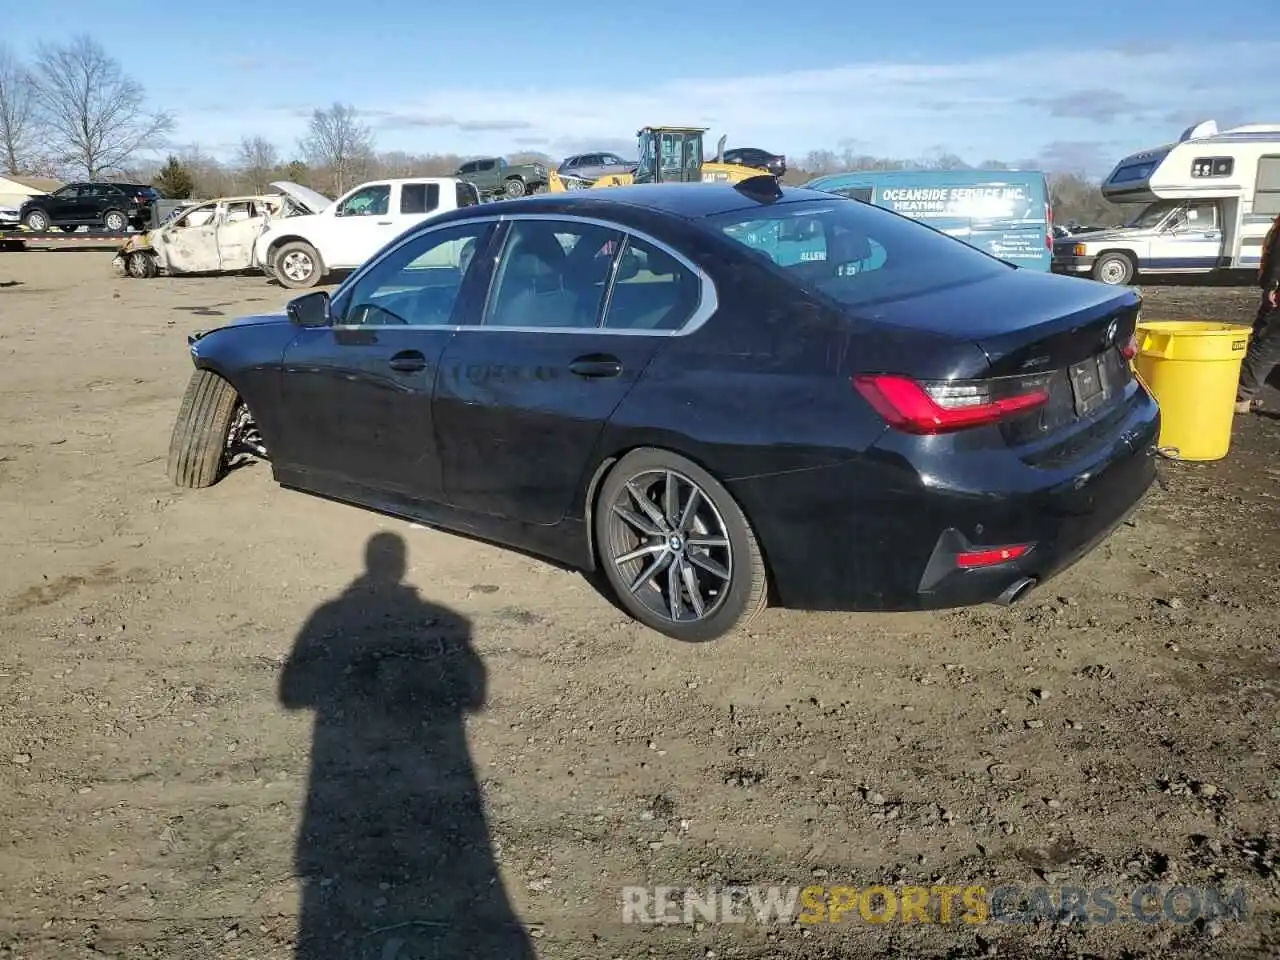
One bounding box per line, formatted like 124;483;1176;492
19;182;163;233
722;147;787;178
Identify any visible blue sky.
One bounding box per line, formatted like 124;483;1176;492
5;0;1278;177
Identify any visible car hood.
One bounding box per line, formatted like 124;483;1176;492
269;181;332;215
1063;226;1153;243
189;312;288;344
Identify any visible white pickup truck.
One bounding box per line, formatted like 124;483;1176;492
255;177;481;288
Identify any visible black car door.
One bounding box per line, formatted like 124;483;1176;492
433;216;706;524
276;220;499;502
49;184;84;222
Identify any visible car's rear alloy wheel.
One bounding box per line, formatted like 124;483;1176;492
596;449;767;642
103;210;127;233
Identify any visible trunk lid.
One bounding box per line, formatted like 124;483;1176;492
856;268;1142;446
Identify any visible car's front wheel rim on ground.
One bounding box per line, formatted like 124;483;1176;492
127;252;155;278
1096;255;1131;285
279;250;314;284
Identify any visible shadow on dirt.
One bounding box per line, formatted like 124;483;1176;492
279;532;536;960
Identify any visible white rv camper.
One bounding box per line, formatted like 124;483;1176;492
1051;120;1280;285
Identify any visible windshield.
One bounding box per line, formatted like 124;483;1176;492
708;198;1010;309
1126;200;1178;230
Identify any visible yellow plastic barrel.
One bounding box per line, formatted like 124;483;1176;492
1133;320;1252;461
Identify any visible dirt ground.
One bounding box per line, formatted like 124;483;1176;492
1;251;1277;960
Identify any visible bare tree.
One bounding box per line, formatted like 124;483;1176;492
299;103;375;195
0;44;37;174
28;35;173;179
235;135;278;193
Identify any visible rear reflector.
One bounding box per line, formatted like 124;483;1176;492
1121;332;1138;360
956;544;1031;568
853;373;1051;434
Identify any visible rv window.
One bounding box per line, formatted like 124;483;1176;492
1257;157;1280;216
1111;162;1155;184
1191;156;1233;178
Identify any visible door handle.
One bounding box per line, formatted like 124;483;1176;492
388;350;427;373
568;354;623;378
376;220;393;225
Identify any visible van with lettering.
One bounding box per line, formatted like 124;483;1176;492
803;169;1053;271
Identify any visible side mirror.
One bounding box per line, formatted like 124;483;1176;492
287;290;332;327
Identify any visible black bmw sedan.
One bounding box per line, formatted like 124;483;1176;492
168;178;1160;642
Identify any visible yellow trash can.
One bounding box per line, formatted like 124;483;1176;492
1133;320;1252;462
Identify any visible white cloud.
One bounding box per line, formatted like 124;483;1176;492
168;39;1279;172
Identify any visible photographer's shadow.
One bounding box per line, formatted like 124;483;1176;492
279;531;534;960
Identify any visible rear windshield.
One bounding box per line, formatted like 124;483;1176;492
707;197;1011;308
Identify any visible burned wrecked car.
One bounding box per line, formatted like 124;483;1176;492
112;182;331;278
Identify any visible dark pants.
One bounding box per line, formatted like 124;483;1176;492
1238;291;1280;401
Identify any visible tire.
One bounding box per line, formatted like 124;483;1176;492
593;448;768;642
127;251;157;278
272;240;323;289
103;210;128;233
504;177;526;198
1092;252;1134;286
23;210;49;232
166;369;240;488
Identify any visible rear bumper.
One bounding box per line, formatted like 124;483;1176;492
729;390;1161;612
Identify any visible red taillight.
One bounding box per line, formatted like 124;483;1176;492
956;544;1031;568
852;373;1051;435
1121;332;1138;360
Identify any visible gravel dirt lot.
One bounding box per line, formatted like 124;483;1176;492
1;250;1277;960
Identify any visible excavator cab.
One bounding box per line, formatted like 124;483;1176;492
634;126;713;184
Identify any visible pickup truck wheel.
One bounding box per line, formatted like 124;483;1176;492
166;369;241;488
22;210;49;231
273;240;323;289
103;210;128;233
1092;252;1134;285
504;177;526;198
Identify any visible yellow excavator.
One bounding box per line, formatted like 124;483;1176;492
547;126;771;191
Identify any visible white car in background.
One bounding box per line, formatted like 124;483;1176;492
111;190;321;278
254;177;481;288
0;205;19;231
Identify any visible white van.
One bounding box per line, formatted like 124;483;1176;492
1052;120;1280;285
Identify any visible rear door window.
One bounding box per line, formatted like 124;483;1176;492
711;199;1008;308
400;183;440;214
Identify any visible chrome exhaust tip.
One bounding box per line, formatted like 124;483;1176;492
996;576;1037;606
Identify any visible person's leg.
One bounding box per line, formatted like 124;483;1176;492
1236;304;1280;412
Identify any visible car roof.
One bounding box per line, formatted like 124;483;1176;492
477;181;833;221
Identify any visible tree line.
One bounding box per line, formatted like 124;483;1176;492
0;34;1136;227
